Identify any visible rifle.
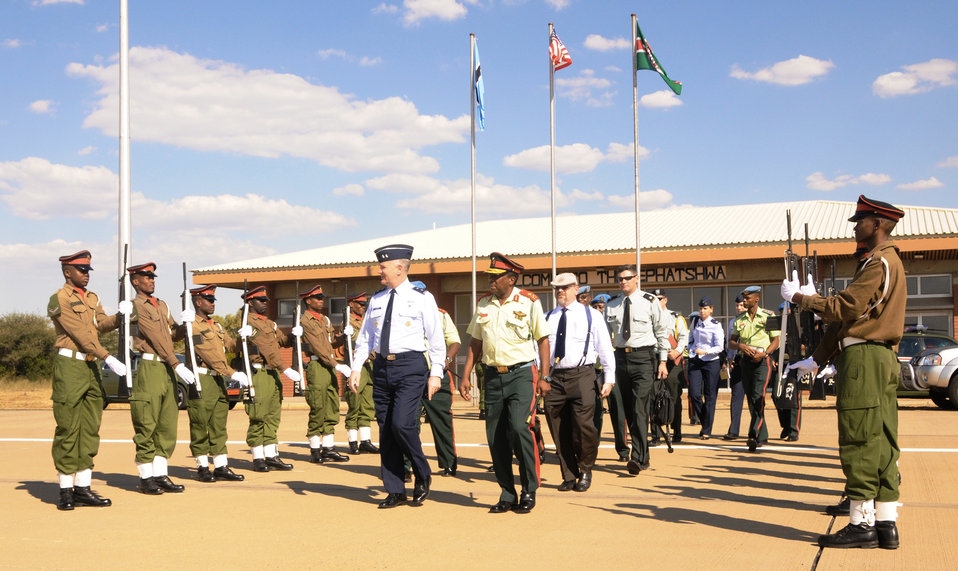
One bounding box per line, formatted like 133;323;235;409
118;244;132;396
240;279;256;404
293;280;305;396
181;263;201;398
773;210;803;410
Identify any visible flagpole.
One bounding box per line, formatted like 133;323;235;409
119;0;132;282
631;13;641;276
470;33;477;313
548;22;557;281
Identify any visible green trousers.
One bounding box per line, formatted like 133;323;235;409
305;360;339;437
740;356;772;443
346;362;374;429
836;344;900;502
484;364;539;503
421;371;457;470
130;359;179;464
51;355;104;474
187;373;229;457
245;368;283;447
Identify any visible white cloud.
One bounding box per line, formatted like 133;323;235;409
897;177;943;191
805;171;891;191
873;58;958;98
369;173;560;215
939;155;958;168
569;188;604;201
373;3;400;15
583;34;629;52
29;100;54;114
545;0;571;9
640;90;682;109
96;23;110;33
3;39;22;48
731;55;835;86
555;69;616;106
317;48;349;60
402;0;468;25
332;183;365;196
33;0;84;5
77;146;96;156
0;157;116;219
67;47;467;174
359;56;382;67
607;189;673;210
503;142;648;174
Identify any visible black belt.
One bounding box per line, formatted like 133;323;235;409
554;364;596;373
375;351;422;362
615;346;655;353
484;361;532;374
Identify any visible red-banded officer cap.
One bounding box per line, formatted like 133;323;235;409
848;195;905;222
243;285;268;301
59;250;93;271
485;252;524;275
127;262;157;277
346;291;369;304
190;284;216;301
300;284;325;299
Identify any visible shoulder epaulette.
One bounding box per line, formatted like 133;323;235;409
374;287;387;295
438;308;448;314
413;286;426;294
669;310;680;318
642;292;657;303
518;289;539;302
760;308;774;317
478;293;493;302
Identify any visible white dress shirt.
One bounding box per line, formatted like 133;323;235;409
546;301;616;385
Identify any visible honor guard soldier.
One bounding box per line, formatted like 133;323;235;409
603;265;669;475
350;244;446;508
299;284;349;464
783;195;906;549
544;273;615;493
127;262;196;495
460;253;551;514
728;285;781;452
238;285;303;472
334;292;379;454
48;250;129;510
183;285;248;482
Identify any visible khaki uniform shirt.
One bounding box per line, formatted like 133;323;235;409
440;309;461;349
604;290;670;360
247;312;291;369
731;308;780;351
466;287;549;367
301;310;337;369
192;316;237;377
48;283;119;360
803;241;906;364
131;293;181;368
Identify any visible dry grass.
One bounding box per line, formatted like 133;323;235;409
0;378;53;409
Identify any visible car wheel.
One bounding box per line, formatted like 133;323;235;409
948;374;958;410
930;390;953;410
228;401;238;410
176;383;188;410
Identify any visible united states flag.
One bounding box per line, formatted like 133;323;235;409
549;30;572;71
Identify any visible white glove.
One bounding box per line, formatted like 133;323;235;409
291;325;303;337
174;363;196;385
335;364;352;378
342;323;354;337
783;356;818;377
230;371;250;387
118;300;133;316
799;273;817;296
780;269;801;302
104;355;128;376
238;325;253;339
816;364;837;380
179;307;196;324
284;368;302;383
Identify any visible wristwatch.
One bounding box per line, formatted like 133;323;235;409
540;375;552;384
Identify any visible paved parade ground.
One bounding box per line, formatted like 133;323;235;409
1;396;956;570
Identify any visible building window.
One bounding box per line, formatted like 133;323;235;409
277;299;297;327
907;274;952;297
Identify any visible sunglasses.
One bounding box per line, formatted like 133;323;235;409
617;275;637;282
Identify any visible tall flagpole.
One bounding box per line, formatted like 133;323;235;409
119;0;132;285
548;22;557;280
469;33;477;313
631;13;641;275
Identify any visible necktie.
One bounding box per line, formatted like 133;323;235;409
555;307;568;361
380;289;396;354
622;297;632;341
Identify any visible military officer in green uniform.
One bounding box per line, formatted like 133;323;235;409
298;284;350;464
238;285;302;472
728;285;780;453
334;292;379;454
126;263;196;494
48;250;129;510
183;285;247;482
460;253;551;514
784;195;906;550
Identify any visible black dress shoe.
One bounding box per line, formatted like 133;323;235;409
649;438;661;447
512;492;536;514
378;493;408;509
213;466;245;481
309;448;323;463
785;435;799;442
57;488;75;511
557;479;576;492
439;466;457;477
348;441;360;454
321;447;350;463
627;460;642;475
722;433;738;441
252;459;269;472
818;523;879;549
359;440;380;454
747;437;759;452
489;500;514;513
154;475;185;493
573;472;592;492
264;456;293;471
700;433;710;440
876;521;900;549
197;466;216;482
137;477;164;495
672;435;682;443
617;452;630;462
412;476;431;505
826;496;850;516
477;410;486;420
73;486;111;507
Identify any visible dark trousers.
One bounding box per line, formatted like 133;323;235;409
592;367;604;433
688;357;721;437
614;347;656;466
421;371;457;471
776;398;802;438
605;379;629;457
727;358;744;436
544;365;599;482
741;356;772;442
652;357;685;440
483;363;539;503
372;353;430;494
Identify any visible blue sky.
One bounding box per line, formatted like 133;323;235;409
1;0;956;317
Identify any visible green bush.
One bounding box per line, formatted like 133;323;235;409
0;313;56;380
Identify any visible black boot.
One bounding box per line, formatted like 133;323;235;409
57;488;75;511
154;475;185;493
197;466;216;482
876;521;900;549
252;458;269;472
358;440;379;454
264;456;293;471
212;466;245;481
73;486;111;507
348;441;360;454
321;447;350;463
137;477;164;495
818;523;879;549
309;448;323;463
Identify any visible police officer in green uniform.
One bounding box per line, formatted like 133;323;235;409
334;292;379;455
127;263;196;495
298;284;350;464
48;250;129;510
238;285;302;472
728;285;780;452
460;253;551;514
784;195;906;550
183;285;248;482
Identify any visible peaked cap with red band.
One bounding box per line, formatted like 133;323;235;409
59;250;93;270
127;262;157;277
190;284;217;300
484;252;524;275
848;195;905;222
243;285;268;301
346;291;369;303
300;284;325;299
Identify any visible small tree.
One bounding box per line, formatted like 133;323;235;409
0;313;56;380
